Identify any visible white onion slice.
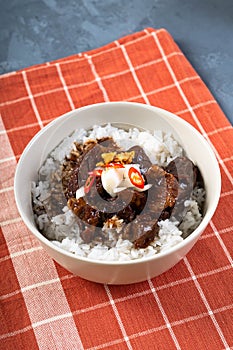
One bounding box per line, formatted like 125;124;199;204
76;186;85;200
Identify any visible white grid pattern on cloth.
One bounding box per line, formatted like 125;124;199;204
1;277;232;344
1;28;232;350
55;63;75;110
84;305;233;350
5;36;230;227
209;221;233;267
148;32;233;267
22;70;44;129
0;133;17;163
150;31;233;186
0;155;17;163
1;228;84;349
149;29;231;350
0;246;42;265
0;33;232;278
126;76;200;102
0;100;83;349
74;41;232;349
0;98;219;138
0;114;16;162
1;216;233;348
84;53;110;102
0;185;13;193
184;257;230;349
0;51;184;109
0;37;231;250
0;28;166;79
148;278;182;350
0;254;232;302
0;216;22;226
104;285;134;350
219;155;233;163
115;40;150;105
204;126;232;137
199;225;233;240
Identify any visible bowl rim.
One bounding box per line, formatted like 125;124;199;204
14;101;221;266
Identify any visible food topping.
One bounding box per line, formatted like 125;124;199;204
32;125;205;260
97;152;116;165
100;163;147;197
101;167;124;197
61;136;201;249
96;150;135;167
128;166;145;189
104;162;125;168
74;148;148;199
84;174;95;194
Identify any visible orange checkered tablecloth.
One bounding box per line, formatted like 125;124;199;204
0;28;233;350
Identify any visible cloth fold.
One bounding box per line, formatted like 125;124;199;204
0;27;232;350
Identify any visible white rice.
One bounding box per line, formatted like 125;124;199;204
32;123;205;261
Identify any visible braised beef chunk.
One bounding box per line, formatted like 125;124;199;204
68;197;103;227
117;190;147;222
62;138;201;249
134;224;160;249
165;156;199;222
117;204;136;223
123;165;178;248
128;145;152;174
166;156;197;186
87;186;132;218
122;214;159;248
129;190;148;214
145;165;178;216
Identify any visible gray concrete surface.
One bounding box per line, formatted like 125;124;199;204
1;0;232;124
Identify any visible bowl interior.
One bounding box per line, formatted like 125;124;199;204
14;102;221;259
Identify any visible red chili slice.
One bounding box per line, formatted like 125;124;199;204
84;169;103;193
94;169;103;176
128;167;144;189
84;174;95;193
89;169;103;176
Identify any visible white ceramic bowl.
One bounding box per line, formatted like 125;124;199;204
14;102;221;284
